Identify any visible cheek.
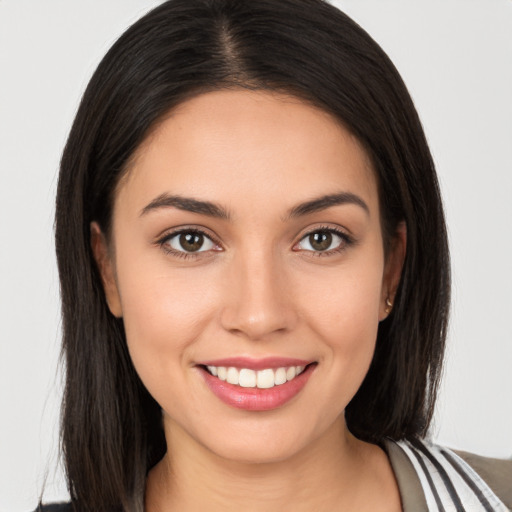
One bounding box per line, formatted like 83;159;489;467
299;251;384;332
114;255;220;399
295;255;384;395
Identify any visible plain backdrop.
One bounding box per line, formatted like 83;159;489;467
1;1;511;510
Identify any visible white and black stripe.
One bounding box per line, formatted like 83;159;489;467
396;439;508;511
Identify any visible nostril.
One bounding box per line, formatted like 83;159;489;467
220;306;297;340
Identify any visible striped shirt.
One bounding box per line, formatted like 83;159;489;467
394;438;509;511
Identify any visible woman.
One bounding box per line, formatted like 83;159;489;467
37;0;511;510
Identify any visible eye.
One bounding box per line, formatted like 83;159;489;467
295;228;349;253
164;230;217;253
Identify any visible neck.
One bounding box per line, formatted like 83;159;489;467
145;416;400;512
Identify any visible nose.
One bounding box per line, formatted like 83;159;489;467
219;249;298;340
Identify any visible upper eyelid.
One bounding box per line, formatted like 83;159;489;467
157;225;219;244
296;224;352;241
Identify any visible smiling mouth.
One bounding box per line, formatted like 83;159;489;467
198;361;317;411
203;364;308;389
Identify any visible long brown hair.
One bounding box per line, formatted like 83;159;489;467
53;1;450;510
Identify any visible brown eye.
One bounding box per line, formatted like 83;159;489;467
296;229;346;253
166;231;216;253
309;231;333;251
179;232;204;252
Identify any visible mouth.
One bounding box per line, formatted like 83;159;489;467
203;364;307;389
197;359;317;411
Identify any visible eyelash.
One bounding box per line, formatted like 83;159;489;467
157;228;221;260
294;226;354;257
156;226;354;260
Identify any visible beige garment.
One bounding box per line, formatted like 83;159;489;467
385;440;512;511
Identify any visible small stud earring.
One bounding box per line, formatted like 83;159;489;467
385;297;393;315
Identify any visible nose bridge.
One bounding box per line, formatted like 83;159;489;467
220;244;296;340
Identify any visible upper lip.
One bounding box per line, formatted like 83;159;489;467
197;356;314;370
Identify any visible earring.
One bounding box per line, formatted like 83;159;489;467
385;297;393;315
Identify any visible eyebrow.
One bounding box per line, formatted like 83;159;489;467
140;193;230;219
140;191;369;220
285;192;369;219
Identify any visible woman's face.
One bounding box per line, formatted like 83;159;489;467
93;90;404;463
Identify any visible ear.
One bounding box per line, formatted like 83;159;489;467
90;222;123;318
379;221;406;321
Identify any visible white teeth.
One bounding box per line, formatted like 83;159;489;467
274;367;287;385
239;368;256;388
257;369;275;389
226;367;239;385
206;364;308;388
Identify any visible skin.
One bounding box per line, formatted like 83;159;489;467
92;89;405;511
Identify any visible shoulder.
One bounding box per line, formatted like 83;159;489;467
455;448;512;508
388;438;512;511
33;503;73;512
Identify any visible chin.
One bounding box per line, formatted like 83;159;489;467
189;411;342;467
205;433;310;465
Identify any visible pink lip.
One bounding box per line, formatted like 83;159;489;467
198;356;312;370
198;362;316;411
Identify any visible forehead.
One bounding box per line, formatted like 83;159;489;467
116;89;378;219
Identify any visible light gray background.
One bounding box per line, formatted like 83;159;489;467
1;1;511;510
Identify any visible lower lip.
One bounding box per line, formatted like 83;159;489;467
199;364;316;411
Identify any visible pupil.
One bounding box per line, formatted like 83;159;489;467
310;231;332;251
180;232;203;252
